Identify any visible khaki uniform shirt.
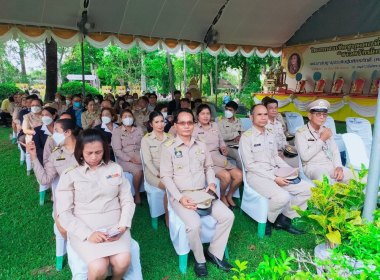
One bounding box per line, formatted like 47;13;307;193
22;113;43;143
9;102;19;116
133;109;153;134
141;131;173;177
192;122;226;153
276;113;286;129
168;126;177;138
160;136;216;202
295;123;342;169
49;101;65;115
266;119;287;151
32;146;77;186
56;161;135;241
239;126;288;181
43;136;57;165
217;116;243;146
112;126;144;162
81;110;100;130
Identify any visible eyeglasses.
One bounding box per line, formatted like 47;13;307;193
313;112;328;118
176;121;194;126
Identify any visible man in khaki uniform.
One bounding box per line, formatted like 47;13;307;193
133;96;153;134
264;98;299;168
217;101;243;170
240;104;312;236
295;99;356;184
161;108;234;278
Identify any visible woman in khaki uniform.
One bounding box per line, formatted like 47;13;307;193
56;129;135;280
112;109;144;205
81;99;100;129
141;111;172;226
22;119;80;239
193;104;243;209
23;99;44;144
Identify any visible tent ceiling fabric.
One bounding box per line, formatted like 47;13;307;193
0;0;328;55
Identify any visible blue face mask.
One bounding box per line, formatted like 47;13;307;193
74;102;82;108
27;108;31;112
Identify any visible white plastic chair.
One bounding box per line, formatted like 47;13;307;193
123;172;145;197
324;116;345;152
241;118;252;132
297;156;316;186
140;150;166;229
39;184;49;205
238;149;269;238
285;112;304;133
67;238;143;280
342;133;369;171
346;117;372;158
54;222;67;271
167;187;229;274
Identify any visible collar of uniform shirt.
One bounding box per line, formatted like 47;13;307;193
149;130;165;140
197;121;214;129
252;125;266;136
174;135;196;148
121;125;137;133
82;160;106;173
267;118;278;125
307;122;324;134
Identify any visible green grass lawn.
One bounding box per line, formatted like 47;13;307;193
0;128;319;280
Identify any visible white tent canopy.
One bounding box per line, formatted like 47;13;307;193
0;0;329;56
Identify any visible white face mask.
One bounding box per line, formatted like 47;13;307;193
66;100;71;105
141;107;147;112
52;132;66;145
127;99;133;103
31;106;41;113
162;112;168;119
224;110;233;119
54;98;59;102
102;116;112;124
94;99;99;103
41;116;53;125
122;117;134;126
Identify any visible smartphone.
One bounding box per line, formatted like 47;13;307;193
207;189;219;200
108;231;121;238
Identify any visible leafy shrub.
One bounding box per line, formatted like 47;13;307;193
0;84;23;101
59;81;99;97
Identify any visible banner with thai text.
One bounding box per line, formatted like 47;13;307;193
102;86;112;94
282;36;380;94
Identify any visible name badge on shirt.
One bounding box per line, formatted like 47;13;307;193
198;132;204;134
150;146;157;148
254;144;261;147
174;147;183;158
308;138;315;141
56;155;65;161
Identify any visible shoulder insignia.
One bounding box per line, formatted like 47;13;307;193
167;133;172;137
144;133;149;137
165;139;174;147
243;130;252;137
297;127;306;132
197;136;205;142
52;146;60;152
48;135;53;139
218;115;222;121
267;128;273;133
65;165;78;174
117;126;123;129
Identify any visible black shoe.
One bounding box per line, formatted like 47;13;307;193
194;262;207;278
273;213;305;235
228;205;239;210
265;221;272;237
135;202;143;207
205;250;232;271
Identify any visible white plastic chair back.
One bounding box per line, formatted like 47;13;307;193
324;116;337;134
285;112;304;133
167;190;217;256
238;148;268;224
140;149;165;218
215;117;219;122
342;133;369;171
346;118;372;158
241;118;252;132
67;238;143;280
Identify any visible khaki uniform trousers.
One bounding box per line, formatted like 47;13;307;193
303;164;360;185
171;198;235;263
247;176;312;223
226;147;242;170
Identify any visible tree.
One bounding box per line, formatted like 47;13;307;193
16;38;27;83
45;38;57;102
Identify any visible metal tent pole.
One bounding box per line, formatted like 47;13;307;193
80;40;86;99
362;85;380;222
184;50;186;93
200;52;203;96
215;54;218;106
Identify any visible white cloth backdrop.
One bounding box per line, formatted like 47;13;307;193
254;96;377;117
